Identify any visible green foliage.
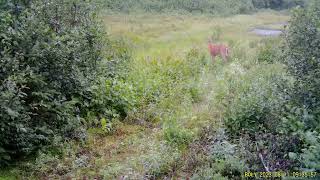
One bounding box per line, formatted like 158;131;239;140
2;0;318;177
257;38;281;63
99;0;307;15
87;77;137;124
239;132;302;172
280;6;320;171
210;26;222;41
215;3;320;174
252;0;306;9
164;122;193;148
100;0;255;15
212;60;304;173
299;131;320;171
286;131;320;171
0;0;105;165
191;128;247;179
126;48;206;124
222;64;291;135
100;118;108;132
282;4;320;132
78;36;134;132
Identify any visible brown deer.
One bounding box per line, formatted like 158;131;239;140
208;39;230;63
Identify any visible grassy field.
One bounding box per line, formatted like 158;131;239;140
82;11;289;179
0;11;290;179
104;11;288;58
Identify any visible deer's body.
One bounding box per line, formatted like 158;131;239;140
208;42;230;63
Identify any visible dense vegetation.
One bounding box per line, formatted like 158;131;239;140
282;1;320;170
0;0;205;169
196;1;320;176
0;0;319;179
0;0;128;165
252;0;306;9
100;0;308;14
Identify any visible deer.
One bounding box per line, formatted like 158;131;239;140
207;38;230;63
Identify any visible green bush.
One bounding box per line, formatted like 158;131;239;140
0;0;105;165
79;36;134;131
238;132;302;172
257;38;281;63
299;131;320;171
282;3;320;132
164;122;193;148
287;131;320;171
281;3;320;171
86;77;137;125
223;64;291;135
212;62;304;173
191;128;247;180
218;3;320;173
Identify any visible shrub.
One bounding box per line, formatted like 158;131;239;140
257;38;281;63
86;77;137;125
222;64;291;135
164;121;193;148
279;3;320;171
285;131;320;172
0;0;105;165
282;3;320;132
191;128;247;180
299;131;320;171
238;132;302;172
218;3;320;174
